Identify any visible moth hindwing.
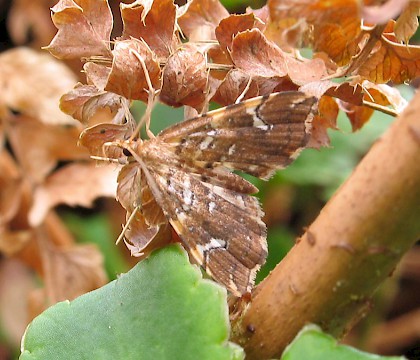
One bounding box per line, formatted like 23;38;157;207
97;91;318;296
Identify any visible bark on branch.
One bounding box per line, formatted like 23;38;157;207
231;91;420;359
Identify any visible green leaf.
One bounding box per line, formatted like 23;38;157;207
20;245;243;360
281;325;405;360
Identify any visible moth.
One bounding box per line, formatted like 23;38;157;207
80;91;318;296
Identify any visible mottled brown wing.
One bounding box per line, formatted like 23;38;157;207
140;147;267;296
158;91;317;179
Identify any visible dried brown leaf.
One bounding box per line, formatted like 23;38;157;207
84;62;111;90
46;0;113;59
307;96;339;148
7;0;57;48
0;260;36;345
395;1;420;43
105;38;161;102
178;0;229;40
120;0;178;58
7;115;88;183
0;152;22;226
300;81;364;106
231;29;327;85
60;83;127;126
29;163;118;226
268;0;362;65
212;68;286;105
79;122;132;159
40;238;107;303
215;13;265;53
124;214;172;259
160;44;208;111
0;228;33;257
0;48;78;125
357;23;420;83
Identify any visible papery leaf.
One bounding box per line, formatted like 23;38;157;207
0;152;23;226
231;29;327;85
160;44;208;111
394;0;420;43
78;122;132;159
83;62;111;90
7;0;57;48
178;0;229;40
308;96;339;148
60;83;127;126
29;163;118;226
7;115;88;184
0;47;78;125
357;23;420;84
124;215;172;259
268;0;361;66
120;0;178;58
105;38;161;102
46;0;113;59
212;68;288;105
39;239;107;304
215;13;265;52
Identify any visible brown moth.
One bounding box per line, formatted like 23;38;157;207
80;91;317;296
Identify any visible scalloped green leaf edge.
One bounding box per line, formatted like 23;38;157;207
20;244;244;360
281;325;406;360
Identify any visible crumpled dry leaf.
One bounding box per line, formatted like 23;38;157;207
40;238;107;304
357;22;420;83
178;0;229;41
394;0;420;43
7;0;57;48
117;163;166;226
0;152;23;227
60;83;127;126
268;0;361;66
79;122;132;159
0;228;33;257
300;81;364;106
7;115;88;184
46;0;113;59
215;13;265;53
29;163;118;226
0;47;78;126
160;44;208;111
84;62;112;91
231;29;328;85
0;259;37;345
339;81;407;131
212;68;288;105
105;38;161;102
307;96;339;148
124;219;172;259
120;0;178;58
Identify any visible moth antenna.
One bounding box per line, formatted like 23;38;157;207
90;155;121;163
116;206;139;245
129;48;158;141
235;76;252;104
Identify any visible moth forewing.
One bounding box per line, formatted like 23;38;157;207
159;91;317;180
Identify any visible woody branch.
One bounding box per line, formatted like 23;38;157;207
231;91;420;359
